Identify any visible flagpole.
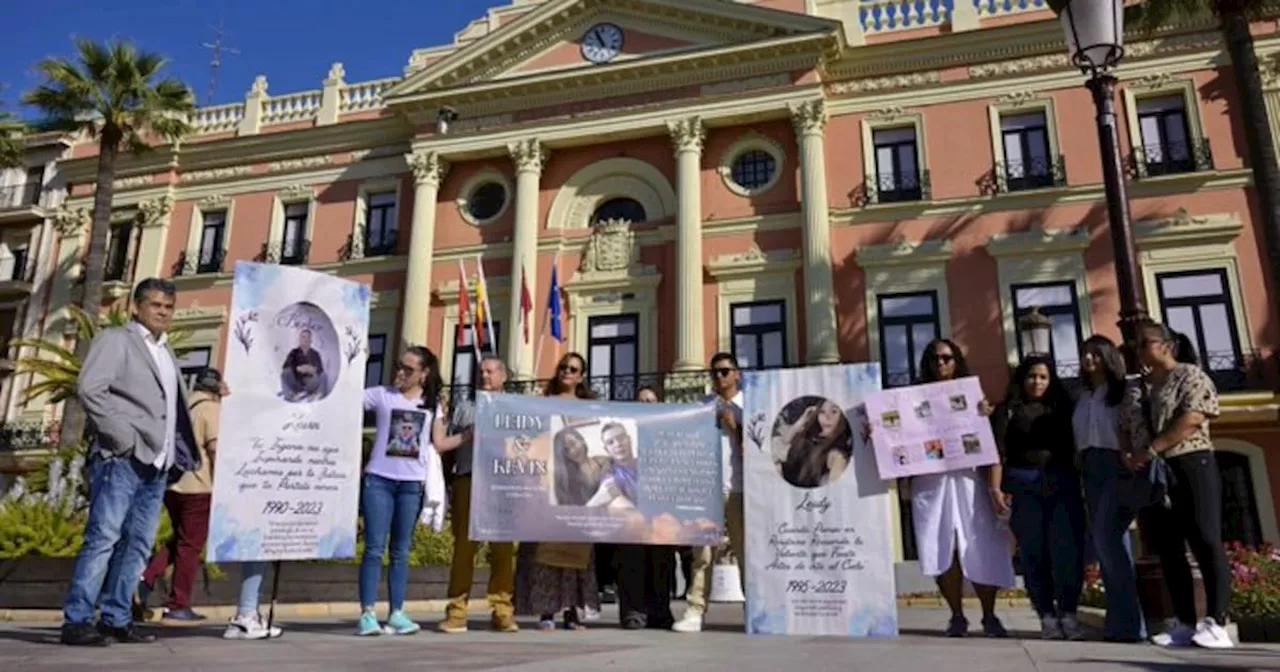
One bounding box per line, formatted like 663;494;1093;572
458;259;481;363
532;252;559;381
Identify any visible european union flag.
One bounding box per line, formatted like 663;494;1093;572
548;265;564;342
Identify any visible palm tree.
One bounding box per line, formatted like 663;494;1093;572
22;38;193;446
1127;1;1280;321
0;108;22;169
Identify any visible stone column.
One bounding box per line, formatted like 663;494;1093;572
132;194;173;281
506;138;546;379
668;117;706;372
401;150;448;347
791;100;840;365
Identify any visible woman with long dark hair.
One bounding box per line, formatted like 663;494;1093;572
1125;322;1232;649
778;399;854;488
909;339;1015;637
552;427;605;506
357;346;464;636
515;352;601;631
1075;335;1145;642
993;354;1085;639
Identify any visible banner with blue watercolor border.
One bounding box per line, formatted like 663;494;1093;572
206;261;370;562
741;364;899;637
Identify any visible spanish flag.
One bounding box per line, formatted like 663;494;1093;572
474;255;495;352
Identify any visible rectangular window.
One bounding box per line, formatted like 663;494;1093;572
199;210;227;274
175;347;212;389
1011;282;1084;379
1000;112;1054;191
1137;96;1194;176
24;167;44;205
105;222;133;282
281;203;309;265
365;334;387;388
4;247;28;282
449;322;502;404
878;292;939;388
1156;270;1243;383
588;314;639;400
872;127;922;203
730;300;786;370
365;192;398;256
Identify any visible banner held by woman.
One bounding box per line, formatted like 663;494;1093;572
469;393;722;546
207;262;370;562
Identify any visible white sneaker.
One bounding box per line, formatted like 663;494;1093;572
1040;615;1064;640
1151;619;1195;647
671;611;704;633
1059;613;1086;641
1191;618;1234;649
223;613;283;640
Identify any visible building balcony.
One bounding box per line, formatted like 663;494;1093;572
173;248;227;277
340;223;399;261
854;169;932;206
259;239;311;266
0;182;47;225
0;420;57;453
987;155;1068;194
1130;139;1213;179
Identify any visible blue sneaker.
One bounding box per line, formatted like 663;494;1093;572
385;610;420;635
356;611;383;636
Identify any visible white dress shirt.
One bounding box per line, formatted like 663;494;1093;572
1072;385;1120;452
134;322;178;470
704;391;744;495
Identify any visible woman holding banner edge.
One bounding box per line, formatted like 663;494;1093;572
514;352;601;631
907;339;1015;638
357;346;465;636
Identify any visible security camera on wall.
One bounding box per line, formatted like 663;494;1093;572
437;106;458;134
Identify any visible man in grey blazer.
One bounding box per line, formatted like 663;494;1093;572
61;278;201;647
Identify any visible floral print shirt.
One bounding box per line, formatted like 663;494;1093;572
1121;364;1219;459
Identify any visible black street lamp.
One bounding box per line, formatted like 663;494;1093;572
1055;0;1149;348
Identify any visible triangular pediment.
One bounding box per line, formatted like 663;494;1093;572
386;0;840;99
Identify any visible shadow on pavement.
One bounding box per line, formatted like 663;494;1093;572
1074;658;1276;672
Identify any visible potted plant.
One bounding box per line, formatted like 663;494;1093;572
1226;542;1280;642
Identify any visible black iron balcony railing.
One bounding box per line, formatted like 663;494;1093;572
258;239;311;266
0;182;44;210
443;369;718;410
1131;138;1213;178
339;224;399;262
173;248;227;276
104;252;130;283
995;155;1067;193
870;168;931;204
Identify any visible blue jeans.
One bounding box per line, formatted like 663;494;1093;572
238;562;269;616
359;473;422;612
1081;449;1147;640
63;456;168;627
1005;467;1085;618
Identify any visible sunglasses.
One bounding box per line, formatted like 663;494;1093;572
559;364;582;375
931;354;955;364
712;368;736;378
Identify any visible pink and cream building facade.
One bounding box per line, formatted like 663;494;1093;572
8;0;1280;557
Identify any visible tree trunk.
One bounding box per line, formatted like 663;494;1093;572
1220;8;1280;330
57;132;119;449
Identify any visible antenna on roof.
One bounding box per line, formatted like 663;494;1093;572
200;19;241;105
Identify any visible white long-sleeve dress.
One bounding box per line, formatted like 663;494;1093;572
911;469;1016;588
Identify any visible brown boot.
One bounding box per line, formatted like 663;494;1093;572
437;614;468;634
491;613;519;633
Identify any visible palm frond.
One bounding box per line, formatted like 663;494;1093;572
0;110;23;169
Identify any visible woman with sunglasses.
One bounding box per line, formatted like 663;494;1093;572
356;346;465;636
514;353;601;631
1075;335;1146;643
908;339;1015;637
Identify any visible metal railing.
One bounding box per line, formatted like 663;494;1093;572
173;248;228;276
0;420;57;452
995;155;1067;193
443;369;717;410
258;240;311;266
1131;138;1213;178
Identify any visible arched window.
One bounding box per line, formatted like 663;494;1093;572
1219;451;1264;547
590;197;647;226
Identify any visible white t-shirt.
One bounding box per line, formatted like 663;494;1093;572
363;386;442;482
704;391;745;495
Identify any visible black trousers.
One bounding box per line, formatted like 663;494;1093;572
1141;452;1231;624
595;544;617;589
616;545;675;627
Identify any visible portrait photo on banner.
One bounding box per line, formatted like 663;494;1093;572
766;396;856;490
273;301;340;404
548;416;640;509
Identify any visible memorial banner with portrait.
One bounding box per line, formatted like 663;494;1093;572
468;393;723;545
742;364;898;637
863;376;998;480
207;262;370;562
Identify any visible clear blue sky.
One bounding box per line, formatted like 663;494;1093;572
1;0;497;117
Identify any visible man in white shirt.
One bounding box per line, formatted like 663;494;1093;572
62;279;200;647
673;352;745;633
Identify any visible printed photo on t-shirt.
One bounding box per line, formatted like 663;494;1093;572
386;409;426;459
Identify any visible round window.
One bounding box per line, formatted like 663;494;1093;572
730;150;777;191
590;197;647;225
466;182;507;222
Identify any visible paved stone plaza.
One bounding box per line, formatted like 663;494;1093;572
2;605;1277;671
